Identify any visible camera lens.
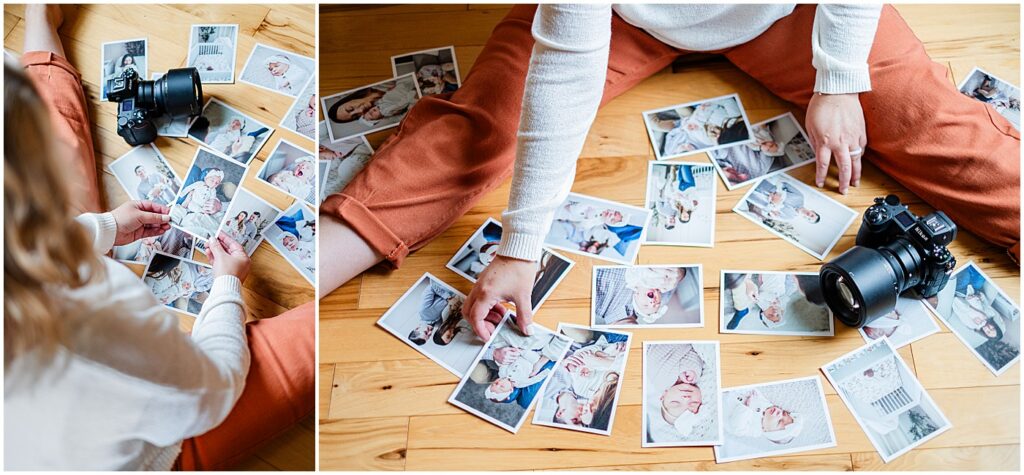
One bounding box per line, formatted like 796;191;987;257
836;278;858;311
136;68;203;118
820;245;905;327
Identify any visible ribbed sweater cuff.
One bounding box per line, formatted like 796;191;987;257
815;68;872;94
497;231;545;262
210;275;243;297
95;212;118;253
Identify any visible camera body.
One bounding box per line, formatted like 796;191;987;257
820;195;957;328
107;67;203;146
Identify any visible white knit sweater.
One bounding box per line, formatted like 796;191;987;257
498;4;882;261
4;213;249;470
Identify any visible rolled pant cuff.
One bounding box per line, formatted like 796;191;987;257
321;193;410;268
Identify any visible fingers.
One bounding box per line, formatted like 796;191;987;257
217;232;246;255
814;145;832;188
138;223;170;239
135;200;170;215
851;150;863;188
835;146;852;195
467;294;495;342
204;240;215;263
513;293;534;336
208;234;227;260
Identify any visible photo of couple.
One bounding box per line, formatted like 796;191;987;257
642;94;753;161
719;271;832;336
643;341;722;447
216;188;281;256
709;112;816;190
545;193;651;265
592;265;703;328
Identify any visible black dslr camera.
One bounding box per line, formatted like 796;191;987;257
820;195;957;328
106;67;203;146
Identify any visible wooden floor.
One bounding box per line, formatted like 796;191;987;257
318;4;1021;471
4;4;314;471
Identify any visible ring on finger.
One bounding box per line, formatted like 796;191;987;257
849;147;864;156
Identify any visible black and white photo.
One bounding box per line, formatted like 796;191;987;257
239;43;314;98
391;46;461;95
642;93;753;160
720;271;833;336
644;162;716;247
107;144;181;206
100;38;147;101
322;74;421;142
709;112;816;190
593;265;703;328
257;139;317;205
545;192;650;265
169;147;247;241
643;341;723;447
187;98;274;164
186;24;238;84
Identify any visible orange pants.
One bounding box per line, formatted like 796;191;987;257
323;5;1021;264
23;51;315;470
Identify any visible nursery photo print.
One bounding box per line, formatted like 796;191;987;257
215;187;281;256
958;67;1020;130
264;202;315;285
592;265;703;328
715;376;837;463
643;341;723;447
322;74;421;142
319;123;374;201
448;318;572;433
107;144;181;207
257;139;317;205
186;24;239;84
644;162;717;247
720;271;833;336
142;251;215;317
281;80;317;140
642;93;753;160
709;112;816;190
391;45;461;95
859;296;941;350
112;226;194;265
822;338;952;463
100;38;147;101
532;324;632;436
169;148;247;241
187;98;274;164
733;174;857;260
545;192;651;265
239;43;314;98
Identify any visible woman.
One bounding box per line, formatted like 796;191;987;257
4;5;313;470
224;210;249;245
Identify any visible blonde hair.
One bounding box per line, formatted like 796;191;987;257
4;62;104;368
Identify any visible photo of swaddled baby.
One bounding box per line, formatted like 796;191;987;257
391;46;461;95
257;139;317;205
720;271;832;336
642;341;722;447
239;43;314;98
593;265;703;328
644;162;717;247
322;74;422;142
642;93;753;161
709;112;816;190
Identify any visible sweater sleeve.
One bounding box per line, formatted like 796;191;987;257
74;212;118;254
497;4;613;262
811;4;882;94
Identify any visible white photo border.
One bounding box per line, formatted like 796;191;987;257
641;340;724;447
641;93;755;161
718;269;835;337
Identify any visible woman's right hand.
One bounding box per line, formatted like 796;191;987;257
205;232;251;282
464;255;538;341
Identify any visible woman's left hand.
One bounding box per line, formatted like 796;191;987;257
110;200;171;245
805;92;868;195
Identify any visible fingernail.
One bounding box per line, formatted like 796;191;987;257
162;215;170;222
816;181;823;188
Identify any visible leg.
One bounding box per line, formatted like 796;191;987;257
177;302;315;470
725;5;1021;261
21;5;101;213
319;5;681;294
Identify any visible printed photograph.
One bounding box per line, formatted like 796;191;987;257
377;273;504;377
257;139;317;205
319;123;374;201
264;202;315;285
281;80;317;140
642;93;753;160
859;296;941;349
107;144;181;206
823;338;952;463
715;376;837;463
186;24;238;84
187;98;274;164
322;74;421;142
733;174;857;260
112;226;194;265
925;262;1020;375
215;187;281;256
391;45;461;95
100;38;147;101
720;271;833;336
545;192;651;265
446;217;575;311
169;147;247;241
239;43;314;98
152;74;190;137
142;251;215;317
959;67;1020;130
448;318;572;433
644;162;717;247
709;112;816;190
643;341;723;447
593;265;703;328
532;324;631;436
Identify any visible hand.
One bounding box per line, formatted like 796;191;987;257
464;254;538;340
493;346;522;365
805;92;867;194
205;232;251;282
110;200;171;245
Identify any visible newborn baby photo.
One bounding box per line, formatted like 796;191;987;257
239;43;314;98
859;296;941;349
959;67;1020;130
391;45;461;95
719;270;833;336
107;144;181;207
642;341;722;447
169;147;247;241
592;265;703;328
113;226;194;265
644;162;717;247
709;112;816;190
322;74;421;142
257;139;317;205
281;80;317;140
642;93;753;160
319;123;374;201
142;251;215;317
187;98;274;164
186;24;238;84
264;202;315;285
545;192;651;265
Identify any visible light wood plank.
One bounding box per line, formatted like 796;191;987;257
568;453;855;471
319;417;410;471
851;443;1020;471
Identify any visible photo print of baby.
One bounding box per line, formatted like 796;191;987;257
709;112;816;190
448;318;572;433
446;217;575;312
377;273;506;377
215;188;282;256
391;45;461;95
642;93;753;161
113;226;194;265
714;376;836;463
186;24;239;84
958;67;1020;130
924;261;1020;375
592;265;703;328
733;174;857;260
107;144;181;207
281;80;316;140
859;296;940;350
264;202;315;285
239;43;314;98
642;341;723;447
322;74;421;142
100;38;147;101
151;73;191;137
319;123;374;201
257;139;317;205
545;192;651;265
719;271;833;336
169;147;247;241
822;338;952;463
644;162;717;247
187;98;274;164
532;323;632;436
142;251;215;317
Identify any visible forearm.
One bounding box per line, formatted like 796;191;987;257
188;275;250;427
812;4;882;93
74;212;117;254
